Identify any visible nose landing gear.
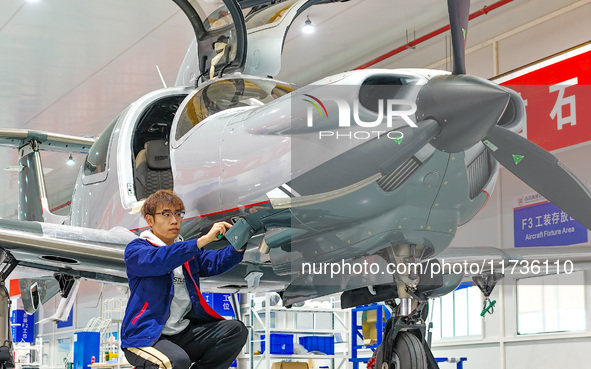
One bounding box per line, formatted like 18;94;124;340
372;308;439;368
371;297;439;369
376;330;426;369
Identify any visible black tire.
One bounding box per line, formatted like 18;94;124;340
390;331;427;369
374;342;385;369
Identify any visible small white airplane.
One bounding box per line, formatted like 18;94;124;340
1;0;590;368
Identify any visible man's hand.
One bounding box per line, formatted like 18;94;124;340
197;221;232;249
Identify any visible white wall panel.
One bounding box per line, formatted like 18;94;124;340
432;344;501;369
505;339;591;368
497;4;591;74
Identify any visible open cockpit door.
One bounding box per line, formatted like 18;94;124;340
174;0;345;85
173;0;247;83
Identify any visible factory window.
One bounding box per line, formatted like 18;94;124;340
428;284;483;340
54;335;72;368
516;271;585;335
83;117;118;181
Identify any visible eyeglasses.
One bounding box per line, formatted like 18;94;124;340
153;210;186;219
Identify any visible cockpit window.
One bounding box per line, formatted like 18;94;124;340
83;117;117;179
204;6;234;31
175;78;293;140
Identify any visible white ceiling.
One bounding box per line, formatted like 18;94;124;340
0;0;581;219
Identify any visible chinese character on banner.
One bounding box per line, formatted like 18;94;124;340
497;46;591;151
543;213;551;226
561;211;570;223
549;77;578;130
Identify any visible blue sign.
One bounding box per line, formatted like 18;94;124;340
202;293;238;317
11;310;35;343
514;201;587;247
57;309;73;329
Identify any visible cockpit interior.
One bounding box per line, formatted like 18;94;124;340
132;94;188;200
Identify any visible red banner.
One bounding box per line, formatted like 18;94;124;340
497;45;591;151
9;279;20;297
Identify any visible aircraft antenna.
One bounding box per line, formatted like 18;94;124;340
155;65;167;88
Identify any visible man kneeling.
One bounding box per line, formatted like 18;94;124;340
121;190;247;369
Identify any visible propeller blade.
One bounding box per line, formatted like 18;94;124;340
483;125;591;230
447;0;470;75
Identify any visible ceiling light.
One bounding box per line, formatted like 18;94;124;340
302;16;315;34
66;154;75;166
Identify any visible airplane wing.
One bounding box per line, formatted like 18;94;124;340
0;128;94;153
0;218;289;291
0;218;132;282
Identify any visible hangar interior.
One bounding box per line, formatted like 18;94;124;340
2;0;591;368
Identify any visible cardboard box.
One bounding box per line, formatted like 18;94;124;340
363;309;377;323
361;308;387;345
271;361;309;369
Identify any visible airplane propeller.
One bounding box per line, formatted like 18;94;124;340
415;0;510;153
413;0;591;230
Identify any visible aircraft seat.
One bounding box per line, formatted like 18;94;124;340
134;140;173;200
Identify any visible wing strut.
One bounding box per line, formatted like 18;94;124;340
18;140;67;224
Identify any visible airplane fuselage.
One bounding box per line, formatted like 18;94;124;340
67;69;513;277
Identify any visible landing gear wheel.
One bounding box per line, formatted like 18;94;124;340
389;332;427;369
374;342;386;369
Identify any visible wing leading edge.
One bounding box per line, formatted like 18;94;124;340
0;129;94;153
0;219;133;282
